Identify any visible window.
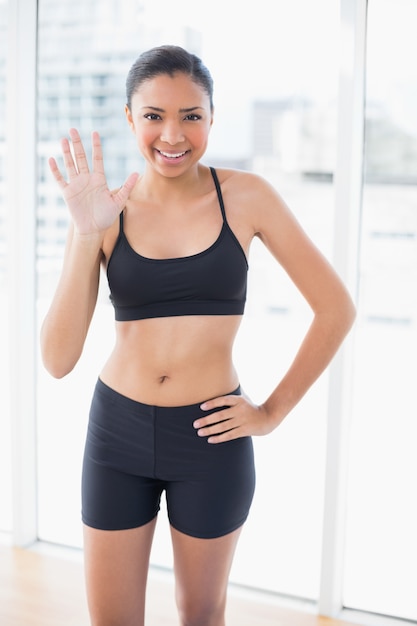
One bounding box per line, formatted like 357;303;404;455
1;0;412;621
0;0;12;534
343;0;417;620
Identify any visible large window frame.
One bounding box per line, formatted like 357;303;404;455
6;0;38;546
8;1;404;625
319;0;366;616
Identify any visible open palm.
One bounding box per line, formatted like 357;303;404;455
49;128;138;235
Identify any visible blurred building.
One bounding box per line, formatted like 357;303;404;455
250;97;417;185
251;98;336;181
2;0;417;271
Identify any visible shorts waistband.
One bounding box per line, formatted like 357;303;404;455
95;377;241;416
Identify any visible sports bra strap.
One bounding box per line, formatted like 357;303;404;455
210;167;227;222
118;168;224;235
119;210;125;233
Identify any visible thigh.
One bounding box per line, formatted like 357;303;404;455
82;381;166;531
170;525;242;625
155;390;255;539
82;455;164;531
166;436;256;538
83;520;157;626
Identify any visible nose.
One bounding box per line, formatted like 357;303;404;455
160;121;184;145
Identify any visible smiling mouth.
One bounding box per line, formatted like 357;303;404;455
157;149;188;159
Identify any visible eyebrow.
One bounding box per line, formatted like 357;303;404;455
141;106;204;113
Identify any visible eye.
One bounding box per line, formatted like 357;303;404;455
184;114;202;121
144;113;161;121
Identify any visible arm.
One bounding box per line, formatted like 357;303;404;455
40;226;103;378
254;176;356;429
194;173;356;442
40;129;138;378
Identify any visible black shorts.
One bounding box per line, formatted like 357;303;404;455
82;378;256;539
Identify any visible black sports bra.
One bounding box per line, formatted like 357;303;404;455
107;167;248;321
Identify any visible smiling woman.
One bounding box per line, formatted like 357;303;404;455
35;0;345;606
39;40;354;625
125;73;213;175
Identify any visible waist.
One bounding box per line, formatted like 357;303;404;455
99;364;240;406
94;377;242;413
100;315;241;405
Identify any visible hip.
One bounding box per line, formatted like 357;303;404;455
84;377;254;479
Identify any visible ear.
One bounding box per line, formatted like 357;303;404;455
209;108;214;129
125;104;134;131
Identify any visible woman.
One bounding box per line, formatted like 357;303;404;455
41;45;355;626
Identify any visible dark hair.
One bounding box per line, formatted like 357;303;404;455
126;45;214;111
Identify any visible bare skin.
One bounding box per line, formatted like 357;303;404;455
83;522;241;626
41;72;356;625
83;522;157;626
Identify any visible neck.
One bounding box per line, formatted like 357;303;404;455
139;163;210;202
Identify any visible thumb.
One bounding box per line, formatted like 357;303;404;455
114;172;139;207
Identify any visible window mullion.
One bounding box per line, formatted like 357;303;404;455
318;0;367;616
7;0;39;547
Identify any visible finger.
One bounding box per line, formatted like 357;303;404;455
200;394;240;412
68;128;90;174
204;421;241;444
113;172;139;208
207;427;240;444
194;408;232;432
91;130;104;175
48;157;68;189
60;137;78;178
196;418;235;439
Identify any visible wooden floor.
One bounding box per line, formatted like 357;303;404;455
0;544;358;626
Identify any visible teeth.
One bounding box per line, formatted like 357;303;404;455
159;150;186;159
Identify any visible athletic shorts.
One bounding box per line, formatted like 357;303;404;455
81;378;256;539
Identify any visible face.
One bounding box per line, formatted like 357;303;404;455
125;72;213;177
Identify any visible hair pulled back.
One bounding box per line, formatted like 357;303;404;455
126;45;214;111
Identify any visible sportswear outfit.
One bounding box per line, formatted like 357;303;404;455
81;168;256;538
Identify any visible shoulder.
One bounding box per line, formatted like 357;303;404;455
212;167;270;193
210;167;319;266
211;167;290;232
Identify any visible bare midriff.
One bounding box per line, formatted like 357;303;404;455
99;314;242;406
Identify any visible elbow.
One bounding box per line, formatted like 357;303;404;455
41;351;77;379
45;362;75;380
40;333;79;379
40;319;83;378
317;288;357;342
333;290;356;344
344;291;357;332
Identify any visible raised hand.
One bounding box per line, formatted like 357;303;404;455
49;128;139;236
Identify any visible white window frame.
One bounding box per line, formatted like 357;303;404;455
319;0;367;617
7;0;38;546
